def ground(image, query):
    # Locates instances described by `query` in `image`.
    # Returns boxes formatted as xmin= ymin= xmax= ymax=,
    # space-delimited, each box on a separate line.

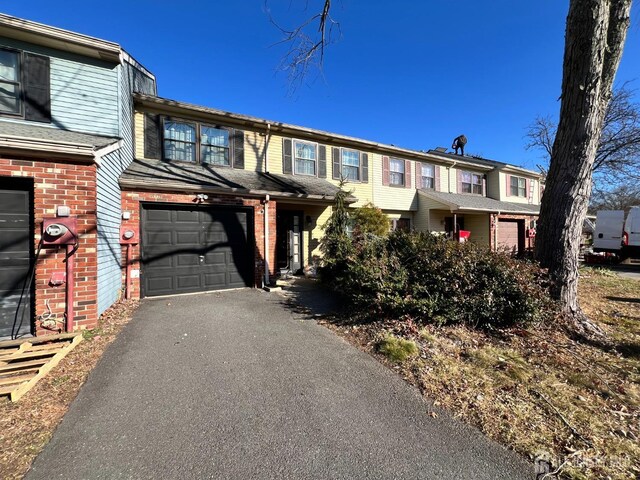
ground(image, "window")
xmin=294 ymin=141 xmax=316 ymax=175
xmin=342 ymin=149 xmax=360 ymax=181
xmin=390 ymin=158 xmax=405 ymax=186
xmin=0 ymin=49 xmax=21 ymax=115
xmin=421 ymin=163 xmax=435 ymax=189
xmin=510 ymin=176 xmax=527 ymax=197
xmin=201 ymin=126 xmax=229 ymax=166
xmin=392 ymin=218 xmax=411 ymax=232
xmin=163 ymin=121 xmax=196 ymax=162
xmin=460 ymin=171 xmax=483 ymax=194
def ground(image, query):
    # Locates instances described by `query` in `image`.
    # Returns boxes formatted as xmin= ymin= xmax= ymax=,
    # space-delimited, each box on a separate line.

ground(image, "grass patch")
xmin=378 ymin=334 xmax=419 ymax=363
xmin=0 ymin=299 xmax=138 ymax=480
xmin=323 ymin=270 xmax=640 ymax=479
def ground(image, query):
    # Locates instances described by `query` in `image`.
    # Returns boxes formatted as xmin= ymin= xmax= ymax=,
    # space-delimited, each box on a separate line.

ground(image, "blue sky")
xmin=2 ymin=1 xmax=639 ymax=170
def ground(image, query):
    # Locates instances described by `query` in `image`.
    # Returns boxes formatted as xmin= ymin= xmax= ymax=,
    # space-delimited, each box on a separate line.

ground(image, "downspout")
xmin=264 ymin=194 xmax=270 ymax=287
xmin=265 ymin=123 xmax=271 ymax=173
xmin=65 ymin=240 xmax=78 ymax=332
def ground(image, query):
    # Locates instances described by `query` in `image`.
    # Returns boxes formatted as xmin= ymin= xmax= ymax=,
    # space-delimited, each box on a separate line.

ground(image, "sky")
xmin=2 ymin=1 xmax=639 ymax=171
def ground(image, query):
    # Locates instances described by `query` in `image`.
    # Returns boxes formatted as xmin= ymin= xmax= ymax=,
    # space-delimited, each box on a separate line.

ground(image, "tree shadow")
xmin=605 ymin=296 xmax=640 ymax=304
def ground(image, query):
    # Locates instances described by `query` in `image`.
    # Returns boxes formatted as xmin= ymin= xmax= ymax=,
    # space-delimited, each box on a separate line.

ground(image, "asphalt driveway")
xmin=27 ymin=288 xmax=533 ymax=479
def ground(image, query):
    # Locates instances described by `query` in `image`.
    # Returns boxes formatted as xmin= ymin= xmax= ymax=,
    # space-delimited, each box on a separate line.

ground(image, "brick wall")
xmin=0 ymin=157 xmax=99 ymax=336
xmin=120 ymin=190 xmax=277 ymax=299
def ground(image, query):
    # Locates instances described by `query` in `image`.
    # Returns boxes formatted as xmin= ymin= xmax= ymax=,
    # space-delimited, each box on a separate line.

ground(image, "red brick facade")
xmin=0 ymin=157 xmax=98 ymax=335
xmin=120 ymin=189 xmax=277 ymax=299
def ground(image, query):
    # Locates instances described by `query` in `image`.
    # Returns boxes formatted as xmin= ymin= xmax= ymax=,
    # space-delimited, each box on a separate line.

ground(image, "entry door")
xmin=276 ymin=211 xmax=303 ymax=273
xmin=0 ymin=182 xmax=33 ymax=339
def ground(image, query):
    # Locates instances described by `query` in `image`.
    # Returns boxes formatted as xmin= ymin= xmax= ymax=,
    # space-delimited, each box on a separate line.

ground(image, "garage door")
xmin=497 ymin=220 xmax=520 ymax=254
xmin=0 ymin=183 xmax=33 ymax=339
xmin=141 ymin=205 xmax=253 ymax=297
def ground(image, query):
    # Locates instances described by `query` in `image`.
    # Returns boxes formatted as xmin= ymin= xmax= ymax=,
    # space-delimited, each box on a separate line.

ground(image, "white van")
xmin=593 ymin=206 xmax=640 ymax=258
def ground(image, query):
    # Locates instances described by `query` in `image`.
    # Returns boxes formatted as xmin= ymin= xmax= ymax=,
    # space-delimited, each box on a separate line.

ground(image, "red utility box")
xmin=119 ymin=225 xmax=139 ymax=245
xmin=457 ymin=230 xmax=471 ymax=243
xmin=42 ymin=217 xmax=77 ymax=245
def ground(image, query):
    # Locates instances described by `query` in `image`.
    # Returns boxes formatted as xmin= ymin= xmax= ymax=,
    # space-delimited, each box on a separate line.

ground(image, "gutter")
xmin=0 ymin=135 xmax=96 ymax=160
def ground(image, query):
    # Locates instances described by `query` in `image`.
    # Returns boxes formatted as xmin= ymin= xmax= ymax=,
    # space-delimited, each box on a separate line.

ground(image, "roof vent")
xmin=434 ymin=147 xmax=448 ymax=153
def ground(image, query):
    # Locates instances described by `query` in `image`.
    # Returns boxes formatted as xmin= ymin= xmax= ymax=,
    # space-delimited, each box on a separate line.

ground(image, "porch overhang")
xmin=418 ymin=190 xmax=540 ymax=215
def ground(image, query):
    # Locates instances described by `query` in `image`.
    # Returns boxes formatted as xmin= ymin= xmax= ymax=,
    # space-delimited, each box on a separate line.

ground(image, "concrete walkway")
xmin=27 ymin=287 xmax=533 ymax=479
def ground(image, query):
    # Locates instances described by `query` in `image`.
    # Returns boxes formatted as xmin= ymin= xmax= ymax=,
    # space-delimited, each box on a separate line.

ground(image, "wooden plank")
xmin=0 ymin=358 xmax=49 ymax=373
xmin=0 ymin=373 xmax=34 ymax=387
xmin=10 ymin=334 xmax=83 ymax=401
xmin=1 ymin=349 xmax=60 ymax=364
xmin=0 ymin=333 xmax=78 ymax=349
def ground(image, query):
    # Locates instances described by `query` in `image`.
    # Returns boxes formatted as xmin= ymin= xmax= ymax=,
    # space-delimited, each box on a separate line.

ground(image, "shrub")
xmin=322 ymin=228 xmax=554 ymax=328
xmin=350 ymin=202 xmax=390 ymax=237
xmin=378 ymin=334 xmax=419 ymax=363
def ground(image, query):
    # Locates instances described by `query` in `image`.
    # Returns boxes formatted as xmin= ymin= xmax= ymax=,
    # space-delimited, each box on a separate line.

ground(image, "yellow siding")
xmin=301 ymin=205 xmax=331 ymax=267
xmin=243 ymin=130 xmax=266 ymax=172
xmin=465 ymin=214 xmax=491 ymax=246
xmin=415 ymin=193 xmax=452 ymax=232
xmin=371 ymin=153 xmax=418 ymax=211
xmin=487 ymin=171 xmax=501 ymax=200
xmin=266 ymin=135 xmax=285 ymax=174
xmin=134 ymin=111 xmax=145 ymax=159
xmin=429 ymin=210 xmax=449 ymax=234
xmin=497 ymin=172 xmax=541 ymax=204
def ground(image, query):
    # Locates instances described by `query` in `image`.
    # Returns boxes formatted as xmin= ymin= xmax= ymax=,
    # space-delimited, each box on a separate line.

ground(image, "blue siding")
xmin=96 ymin=57 xmax=156 ymax=315
xmin=0 ymin=36 xmax=119 ymax=137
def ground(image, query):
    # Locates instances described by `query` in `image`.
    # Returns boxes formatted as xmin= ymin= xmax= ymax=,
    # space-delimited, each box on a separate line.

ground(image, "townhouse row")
xmin=0 ymin=14 xmax=541 ymax=338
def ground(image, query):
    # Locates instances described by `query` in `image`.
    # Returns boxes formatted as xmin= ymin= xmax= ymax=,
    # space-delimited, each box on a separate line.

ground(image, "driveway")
xmin=27 ymin=288 xmax=533 ymax=479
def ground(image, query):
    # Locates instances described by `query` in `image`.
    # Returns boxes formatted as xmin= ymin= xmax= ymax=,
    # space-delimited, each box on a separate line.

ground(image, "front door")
xmin=276 ymin=211 xmax=303 ymax=274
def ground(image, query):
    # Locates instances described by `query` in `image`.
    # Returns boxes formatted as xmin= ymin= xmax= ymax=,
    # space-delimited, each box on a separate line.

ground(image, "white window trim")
xmin=510 ymin=175 xmax=527 ymax=197
xmin=389 ymin=157 xmax=405 ymax=186
xmin=293 ymin=139 xmax=318 ymax=176
xmin=341 ymin=147 xmax=361 ymax=182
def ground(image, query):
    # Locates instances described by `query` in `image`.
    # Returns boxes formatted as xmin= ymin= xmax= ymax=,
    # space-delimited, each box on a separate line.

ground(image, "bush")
xmin=322 ymin=229 xmax=554 ymax=328
xmin=350 ymin=203 xmax=390 ymax=237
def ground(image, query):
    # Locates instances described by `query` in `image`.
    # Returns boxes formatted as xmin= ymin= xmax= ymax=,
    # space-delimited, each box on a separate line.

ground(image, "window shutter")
xmin=526 ymin=178 xmax=531 ymax=202
xmin=416 ymin=162 xmax=422 ymax=189
xmin=405 ymin=160 xmax=412 ymax=188
xmin=482 ymin=176 xmax=487 ymax=196
xmin=144 ymin=113 xmax=161 ymax=159
xmin=457 ymin=171 xmax=462 ymax=193
xmin=435 ymin=165 xmax=441 ymax=191
xmin=23 ymin=53 xmax=51 ymax=123
xmin=505 ymin=174 xmax=511 ymax=196
xmin=382 ymin=156 xmax=390 ymax=186
xmin=318 ymin=145 xmax=327 ymax=178
xmin=232 ymin=129 xmax=244 ymax=169
xmin=282 ymin=138 xmax=293 ymax=174
xmin=332 ymin=147 xmax=341 ymax=179
xmin=361 ymin=153 xmax=369 ymax=183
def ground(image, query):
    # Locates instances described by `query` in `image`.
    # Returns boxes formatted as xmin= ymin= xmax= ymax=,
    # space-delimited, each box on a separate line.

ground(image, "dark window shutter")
xmin=332 ymin=147 xmax=341 ymax=179
xmin=282 ymin=138 xmax=293 ymax=174
xmin=232 ymin=129 xmax=244 ymax=169
xmin=318 ymin=145 xmax=327 ymax=178
xmin=382 ymin=156 xmax=390 ymax=186
xmin=405 ymin=160 xmax=412 ymax=188
xmin=144 ymin=113 xmax=162 ymax=159
xmin=435 ymin=165 xmax=441 ymax=191
xmin=361 ymin=153 xmax=369 ymax=183
xmin=23 ymin=53 xmax=51 ymax=123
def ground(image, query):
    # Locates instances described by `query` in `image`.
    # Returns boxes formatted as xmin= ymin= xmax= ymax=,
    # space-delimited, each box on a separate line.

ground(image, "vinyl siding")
xmin=244 ymin=130 xmax=266 ymax=172
xmin=372 ymin=154 xmax=418 ymax=211
xmin=486 ymin=171 xmax=501 ymax=200
xmin=0 ymin=36 xmax=119 ymax=137
xmin=499 ymin=172 xmax=540 ymax=204
xmin=465 ymin=214 xmax=491 ymax=246
xmin=96 ymin=59 xmax=156 ymax=315
xmin=301 ymin=205 xmax=331 ymax=267
xmin=415 ymin=193 xmax=451 ymax=232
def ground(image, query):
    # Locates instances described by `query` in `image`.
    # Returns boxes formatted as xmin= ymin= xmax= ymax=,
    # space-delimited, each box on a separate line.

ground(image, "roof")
xmin=0 ymin=122 xmax=119 ymax=148
xmin=425 ymin=149 xmax=543 ymax=178
xmin=134 ymin=94 xmax=539 ymax=177
xmin=120 ymin=158 xmax=354 ymax=204
xmin=418 ymin=189 xmax=540 ymax=215
xmin=0 ymin=14 xmax=121 ymax=63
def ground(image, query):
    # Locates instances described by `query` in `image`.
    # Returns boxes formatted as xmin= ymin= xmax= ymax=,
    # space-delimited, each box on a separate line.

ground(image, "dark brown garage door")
xmin=497 ymin=219 xmax=522 ymax=255
xmin=0 ymin=181 xmax=33 ymax=339
xmin=141 ymin=205 xmax=253 ymax=297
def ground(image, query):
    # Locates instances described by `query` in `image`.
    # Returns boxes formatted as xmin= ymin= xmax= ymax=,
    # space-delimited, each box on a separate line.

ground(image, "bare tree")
xmin=590 ymin=183 xmax=640 ymax=213
xmin=535 ymin=0 xmax=632 ymax=336
xmin=266 ymin=0 xmax=340 ymax=90
xmin=526 ymin=83 xmax=640 ymax=190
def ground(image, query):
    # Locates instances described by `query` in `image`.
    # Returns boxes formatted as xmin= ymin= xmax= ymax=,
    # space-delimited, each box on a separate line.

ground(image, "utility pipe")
xmin=125 ymin=244 xmax=132 ymax=299
xmin=65 ymin=243 xmax=75 ymax=332
xmin=264 ymin=194 xmax=270 ymax=287
xmin=265 ymin=123 xmax=271 ymax=173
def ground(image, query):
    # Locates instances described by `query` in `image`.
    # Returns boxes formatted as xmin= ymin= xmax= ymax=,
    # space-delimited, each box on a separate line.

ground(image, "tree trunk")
xmin=535 ymin=0 xmax=631 ymax=329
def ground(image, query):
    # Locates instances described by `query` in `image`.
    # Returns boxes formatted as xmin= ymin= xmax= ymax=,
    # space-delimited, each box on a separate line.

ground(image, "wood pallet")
xmin=0 ymin=333 xmax=83 ymax=402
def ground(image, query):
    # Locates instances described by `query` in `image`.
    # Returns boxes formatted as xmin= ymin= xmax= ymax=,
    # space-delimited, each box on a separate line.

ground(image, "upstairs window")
xmin=294 ymin=141 xmax=317 ymax=176
xmin=342 ymin=149 xmax=360 ymax=181
xmin=461 ymin=171 xmax=483 ymax=194
xmin=201 ymin=126 xmax=229 ymax=166
xmin=421 ymin=163 xmax=435 ymax=189
xmin=0 ymin=49 xmax=20 ymax=115
xmin=163 ymin=121 xmax=196 ymax=162
xmin=390 ymin=158 xmax=405 ymax=186
xmin=510 ymin=176 xmax=526 ymax=197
